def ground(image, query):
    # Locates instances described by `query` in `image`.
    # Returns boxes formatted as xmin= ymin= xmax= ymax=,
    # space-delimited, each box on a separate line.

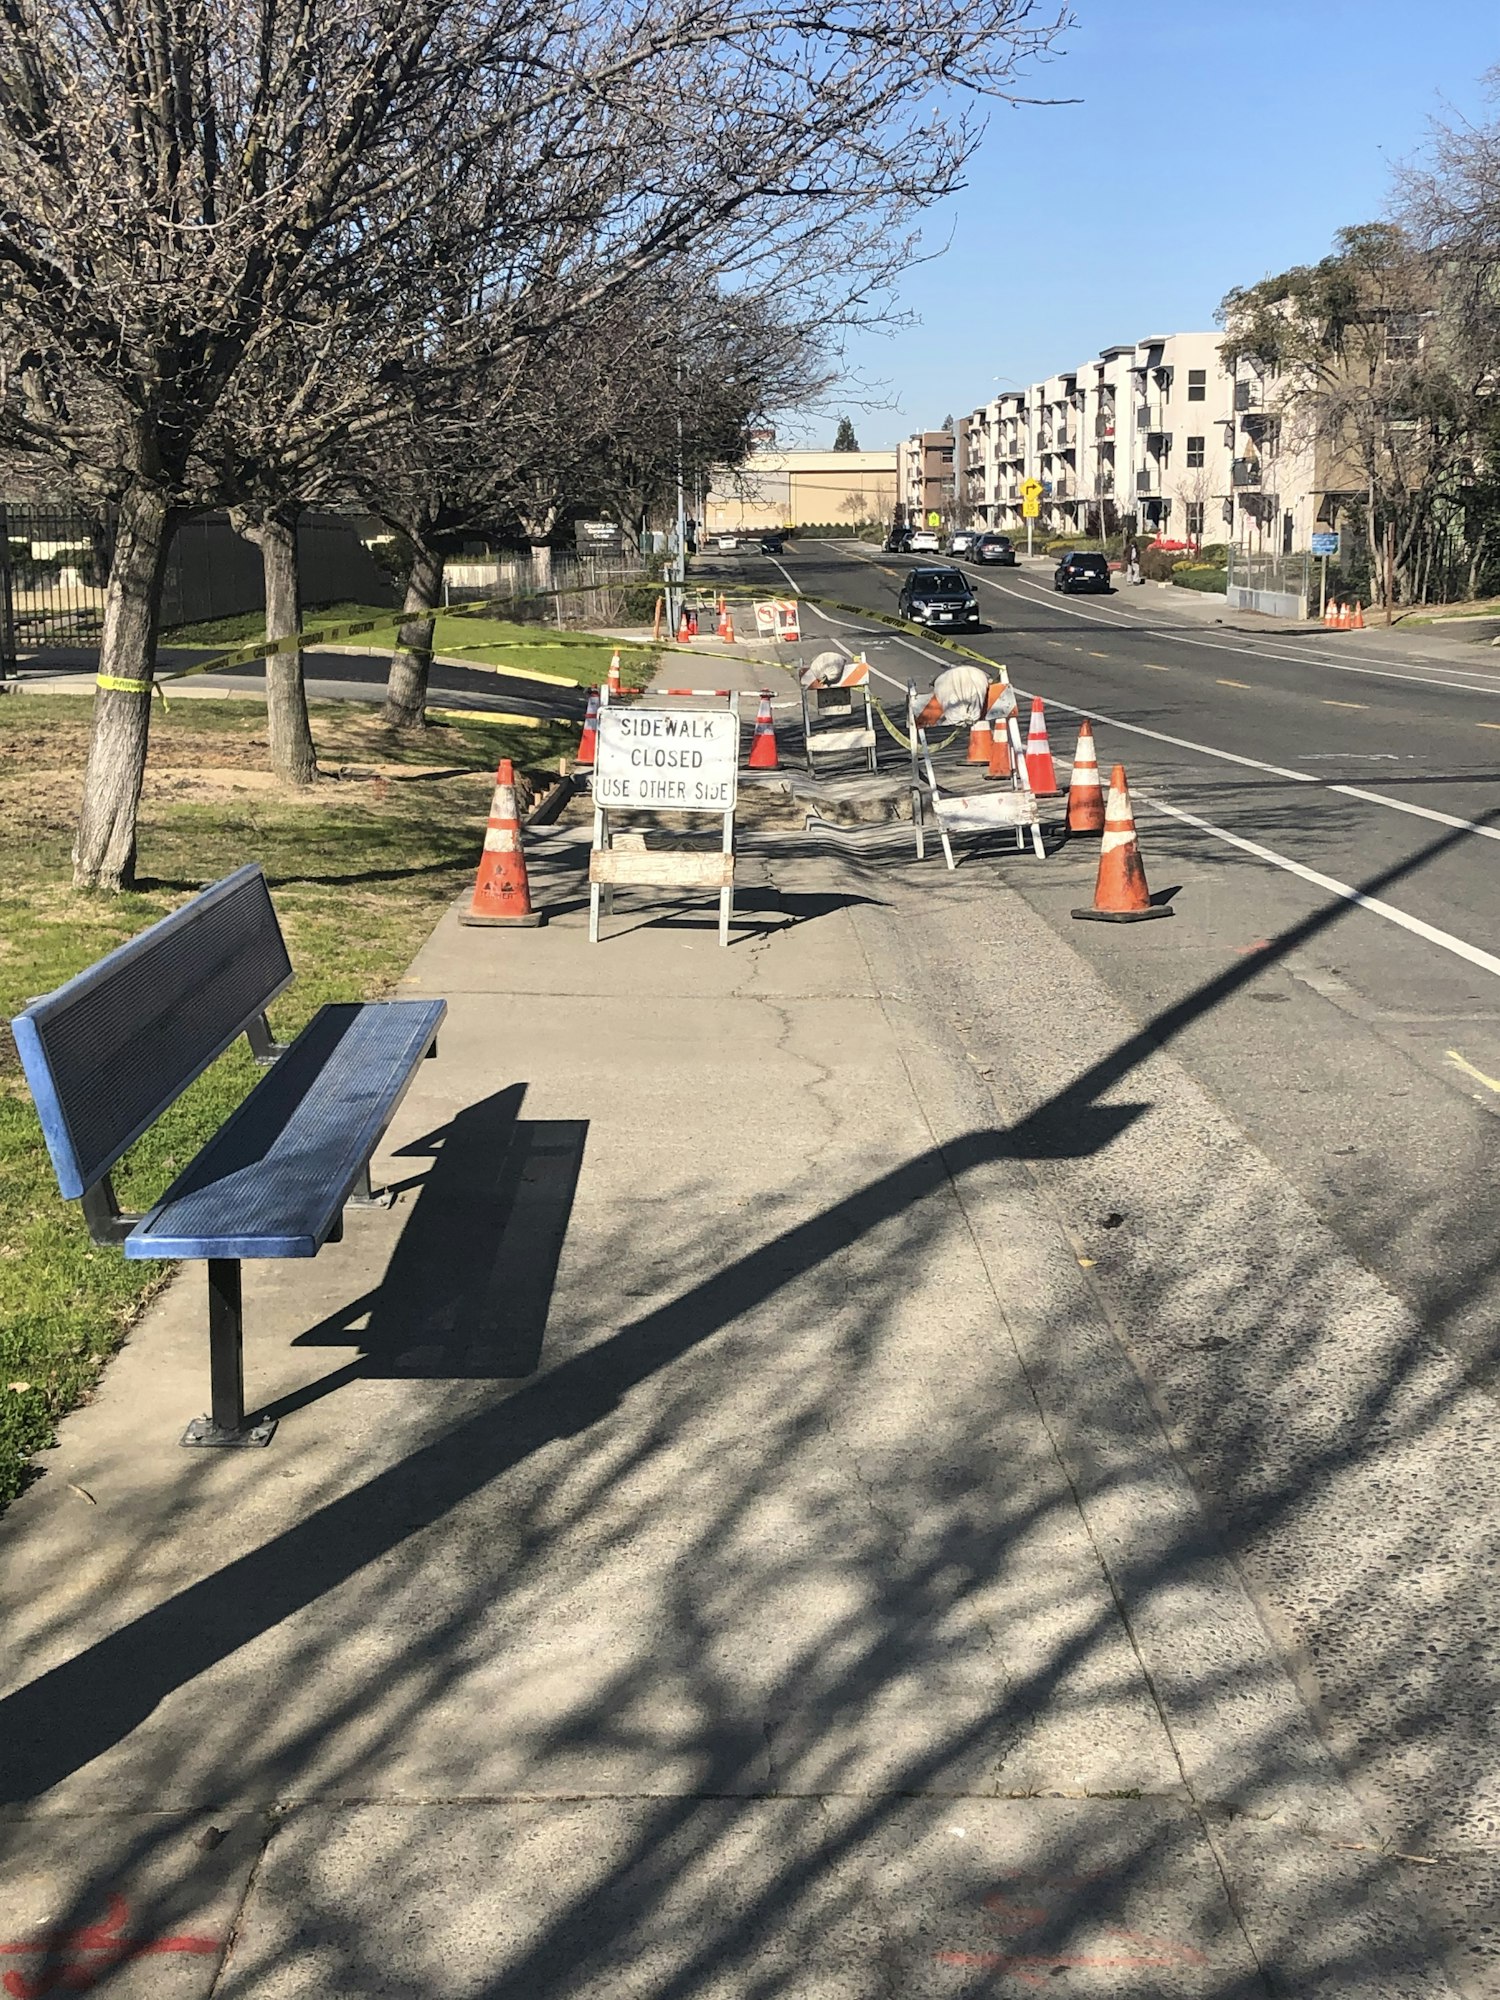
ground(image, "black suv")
xmin=1054 ymin=551 xmax=1111 ymax=595
xmin=897 ymin=566 xmax=980 ymax=629
xmin=973 ymin=534 xmax=1017 ymax=566
xmin=883 ymin=526 xmax=913 ymax=553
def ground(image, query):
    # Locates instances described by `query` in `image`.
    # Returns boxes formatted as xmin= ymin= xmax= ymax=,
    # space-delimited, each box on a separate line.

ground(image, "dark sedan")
xmin=973 ymin=534 xmax=1017 ymax=566
xmin=897 ymin=566 xmax=981 ymax=629
xmin=1054 ymin=551 xmax=1112 ymax=595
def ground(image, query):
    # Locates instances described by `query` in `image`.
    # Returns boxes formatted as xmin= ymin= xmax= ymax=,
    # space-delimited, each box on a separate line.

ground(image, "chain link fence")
xmin=1225 ymin=548 xmax=1311 ymax=620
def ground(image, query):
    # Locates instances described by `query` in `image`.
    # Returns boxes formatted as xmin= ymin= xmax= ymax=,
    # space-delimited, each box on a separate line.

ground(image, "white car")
xmin=908 ymin=528 xmax=941 ymax=553
xmin=715 ymin=533 xmax=739 ymax=551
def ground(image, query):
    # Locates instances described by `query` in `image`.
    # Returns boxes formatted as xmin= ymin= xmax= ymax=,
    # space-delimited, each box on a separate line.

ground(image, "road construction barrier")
xmin=589 ymin=688 xmax=739 ymax=947
xmin=1065 ymin=719 xmax=1105 ymax=834
xmin=460 ymin=759 xmax=545 ymax=927
xmin=908 ymin=682 xmax=1045 ymax=867
xmin=802 ymin=679 xmax=877 ymax=775
xmin=755 ymin=599 xmax=802 ymax=643
xmin=1071 ymin=765 xmax=1173 ymax=923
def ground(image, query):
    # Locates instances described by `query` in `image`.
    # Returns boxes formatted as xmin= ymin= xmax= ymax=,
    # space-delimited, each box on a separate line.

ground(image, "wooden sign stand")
xmin=588 ymin=690 xmax=740 ymax=946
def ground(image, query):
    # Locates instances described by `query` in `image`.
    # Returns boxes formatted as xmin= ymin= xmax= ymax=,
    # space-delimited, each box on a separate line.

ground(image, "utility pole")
xmin=665 ymin=356 xmax=687 ymax=639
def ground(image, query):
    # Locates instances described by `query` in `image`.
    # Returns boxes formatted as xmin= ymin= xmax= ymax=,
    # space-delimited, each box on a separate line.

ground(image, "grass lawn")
xmin=0 ymin=694 xmax=574 ymax=1510
xmin=161 ymin=601 xmax=655 ymax=688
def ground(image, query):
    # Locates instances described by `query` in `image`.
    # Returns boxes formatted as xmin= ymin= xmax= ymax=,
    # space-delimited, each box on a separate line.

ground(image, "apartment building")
xmin=896 ymin=430 xmax=956 ymax=527
xmin=962 ymin=333 xmax=1266 ymax=549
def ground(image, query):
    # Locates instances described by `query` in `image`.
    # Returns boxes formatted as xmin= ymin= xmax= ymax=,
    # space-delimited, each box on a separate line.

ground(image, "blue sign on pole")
xmin=1311 ymin=531 xmax=1340 ymax=557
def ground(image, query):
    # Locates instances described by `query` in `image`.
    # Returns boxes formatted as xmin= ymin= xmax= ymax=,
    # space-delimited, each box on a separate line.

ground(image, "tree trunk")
xmin=529 ymin=540 xmax=552 ymax=588
xmin=234 ymin=505 xmax=318 ymax=785
xmin=72 ymin=485 xmax=173 ymax=892
xmin=383 ymin=540 xmax=443 ymax=728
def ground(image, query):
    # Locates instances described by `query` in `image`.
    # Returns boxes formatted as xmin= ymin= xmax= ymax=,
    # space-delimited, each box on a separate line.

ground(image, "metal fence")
xmin=442 ymin=550 xmax=649 ymax=630
xmin=1225 ymin=548 xmax=1311 ymax=621
xmin=0 ymin=505 xmax=111 ymax=674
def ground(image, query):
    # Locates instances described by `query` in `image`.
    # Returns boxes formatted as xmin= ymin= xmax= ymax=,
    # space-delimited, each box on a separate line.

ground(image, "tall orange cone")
xmin=967 ymin=711 xmax=990 ymax=763
xmin=1336 ymin=601 xmax=1352 ymax=631
xmin=748 ymin=693 xmax=779 ymax=770
xmin=722 ymin=602 xmax=736 ymax=643
xmin=1065 ymin=720 xmax=1105 ymax=833
xmin=1024 ymin=698 xmax=1059 ymax=795
xmin=677 ymin=606 xmax=691 ymax=642
xmin=460 ymin=760 xmax=545 ymax=927
xmin=607 ymin=649 xmax=622 ymax=698
xmin=986 ymin=710 xmax=1012 ymax=779
xmin=1071 ymin=765 xmax=1173 ymax=924
xmin=1323 ymin=598 xmax=1339 ymax=630
xmin=577 ymin=687 xmax=599 ymax=766
xmin=1350 ymin=599 xmax=1365 ymax=630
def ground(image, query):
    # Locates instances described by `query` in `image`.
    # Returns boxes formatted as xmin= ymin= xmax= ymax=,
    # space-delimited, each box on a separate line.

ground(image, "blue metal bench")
xmin=10 ymin=863 xmax=445 ymax=1448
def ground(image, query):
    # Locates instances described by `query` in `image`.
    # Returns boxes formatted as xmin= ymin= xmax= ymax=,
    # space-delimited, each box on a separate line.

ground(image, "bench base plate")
xmin=181 ymin=1413 xmax=278 ymax=1449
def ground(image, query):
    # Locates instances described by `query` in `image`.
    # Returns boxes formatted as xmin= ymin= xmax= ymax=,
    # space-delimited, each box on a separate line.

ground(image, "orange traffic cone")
xmin=986 ymin=711 xmax=1012 ymax=779
xmin=577 ymin=687 xmax=599 ymax=766
xmin=1071 ymin=765 xmax=1173 ymax=924
xmin=967 ymin=711 xmax=990 ymax=763
xmin=607 ymin=649 xmax=622 ymax=699
xmin=460 ymin=759 xmax=545 ymax=927
xmin=748 ymin=694 xmax=779 ymax=770
xmin=1336 ymin=601 xmax=1352 ymax=631
xmin=722 ymin=603 xmax=736 ymax=643
xmin=1024 ymin=698 xmax=1059 ymax=795
xmin=1323 ymin=599 xmax=1339 ymax=630
xmin=1350 ymin=600 xmax=1365 ymax=630
xmin=677 ymin=606 xmax=691 ymax=642
xmin=1065 ymin=719 xmax=1105 ymax=833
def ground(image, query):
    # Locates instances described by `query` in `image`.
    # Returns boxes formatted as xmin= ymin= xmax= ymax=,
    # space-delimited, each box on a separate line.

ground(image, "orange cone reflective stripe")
xmin=1065 ymin=719 xmax=1105 ymax=833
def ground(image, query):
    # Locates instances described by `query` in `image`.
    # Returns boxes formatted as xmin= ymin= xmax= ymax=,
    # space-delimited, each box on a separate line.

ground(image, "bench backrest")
xmin=10 ymin=864 xmax=293 ymax=1199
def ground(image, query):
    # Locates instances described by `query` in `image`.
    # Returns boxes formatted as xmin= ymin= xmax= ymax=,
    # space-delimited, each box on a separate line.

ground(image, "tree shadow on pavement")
xmin=2 ymin=813 xmax=1500 ymax=1996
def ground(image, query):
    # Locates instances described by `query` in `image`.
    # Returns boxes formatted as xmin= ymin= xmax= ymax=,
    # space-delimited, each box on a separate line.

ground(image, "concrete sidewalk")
xmin=0 ymin=814 xmax=1457 ymax=1994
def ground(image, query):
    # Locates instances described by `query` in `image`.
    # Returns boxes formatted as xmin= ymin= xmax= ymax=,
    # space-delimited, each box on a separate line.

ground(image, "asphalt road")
xmin=740 ymin=539 xmax=1500 ymax=1380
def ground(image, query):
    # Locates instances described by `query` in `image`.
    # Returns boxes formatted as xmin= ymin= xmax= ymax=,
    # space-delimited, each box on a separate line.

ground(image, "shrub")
xmin=620 ymin=579 xmax=666 ymax=623
xmin=1198 ymin=543 xmax=1229 ymax=566
xmin=1171 ymin=565 xmax=1228 ymax=593
xmin=1138 ymin=546 xmax=1181 ymax=582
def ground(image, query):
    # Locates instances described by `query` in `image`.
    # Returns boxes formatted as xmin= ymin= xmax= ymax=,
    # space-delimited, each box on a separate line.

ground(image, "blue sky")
xmin=795 ymin=2 xmax=1496 ymax=450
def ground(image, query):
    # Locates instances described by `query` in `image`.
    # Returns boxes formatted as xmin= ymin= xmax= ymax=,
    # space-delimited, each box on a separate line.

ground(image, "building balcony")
xmin=1234 ymin=381 xmax=1263 ymax=412
xmin=1231 ymin=459 xmax=1262 ymax=488
xmin=1136 ymin=470 xmax=1155 ymax=494
xmin=1095 ymin=418 xmax=1116 ymax=439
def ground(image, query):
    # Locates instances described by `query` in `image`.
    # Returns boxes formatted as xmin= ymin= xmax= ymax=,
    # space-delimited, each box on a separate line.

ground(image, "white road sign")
xmin=594 ymin=706 xmax=739 ymax=813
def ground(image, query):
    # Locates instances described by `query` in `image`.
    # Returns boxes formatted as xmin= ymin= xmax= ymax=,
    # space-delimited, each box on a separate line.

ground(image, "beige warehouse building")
xmin=704 ymin=450 xmax=897 ymax=535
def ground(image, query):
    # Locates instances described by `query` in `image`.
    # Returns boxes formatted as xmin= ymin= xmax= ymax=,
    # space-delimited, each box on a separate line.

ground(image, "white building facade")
xmin=961 ymin=331 xmax=1310 ymax=551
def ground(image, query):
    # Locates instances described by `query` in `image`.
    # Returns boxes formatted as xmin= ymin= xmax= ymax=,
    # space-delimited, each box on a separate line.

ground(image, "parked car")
xmin=715 ymin=533 xmax=740 ymax=551
xmin=973 ymin=533 xmax=1017 ymax=566
xmin=897 ymin=566 xmax=981 ymax=629
xmin=1054 ymin=551 xmax=1112 ymax=595
xmin=908 ymin=528 xmax=941 ymax=554
xmin=946 ymin=528 xmax=979 ymax=557
xmin=759 ymin=530 xmax=789 ymax=554
xmin=883 ymin=526 xmax=913 ymax=553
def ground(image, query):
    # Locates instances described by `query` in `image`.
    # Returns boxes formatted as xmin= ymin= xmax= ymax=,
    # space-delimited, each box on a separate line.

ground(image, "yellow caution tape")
xmin=95 ymin=674 xmax=154 ymax=693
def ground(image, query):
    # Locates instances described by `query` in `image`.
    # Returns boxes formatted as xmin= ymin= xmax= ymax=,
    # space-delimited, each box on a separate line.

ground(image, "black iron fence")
xmin=0 ymin=505 xmax=112 ymax=675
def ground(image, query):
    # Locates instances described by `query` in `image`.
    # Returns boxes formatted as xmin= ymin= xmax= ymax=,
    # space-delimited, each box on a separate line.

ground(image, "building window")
xmin=1185 ymin=501 xmax=1206 ymax=538
xmin=1188 ymin=369 xmax=1207 ymax=402
xmin=1186 ymin=435 xmax=1205 ymax=468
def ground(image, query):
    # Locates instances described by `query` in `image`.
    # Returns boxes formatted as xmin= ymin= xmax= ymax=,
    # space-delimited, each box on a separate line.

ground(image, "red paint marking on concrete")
xmin=934 ymin=1880 xmax=1208 ymax=1989
xmin=1231 ymin=938 xmax=1273 ymax=955
xmin=0 ymin=1893 xmax=220 ymax=1995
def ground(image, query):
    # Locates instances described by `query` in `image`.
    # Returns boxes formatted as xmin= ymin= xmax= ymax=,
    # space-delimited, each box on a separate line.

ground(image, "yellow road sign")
xmin=1020 ymin=478 xmax=1043 ymax=501
xmin=1022 ymin=499 xmax=1041 ymax=519
xmin=927 ymin=511 xmax=942 ymax=529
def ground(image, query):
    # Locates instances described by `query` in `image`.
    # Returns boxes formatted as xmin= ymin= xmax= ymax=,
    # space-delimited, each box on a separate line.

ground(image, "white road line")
xmin=1135 ymin=794 xmax=1500 ymax=982
xmin=975 ymin=566 xmax=1500 ymax=698
xmin=795 ymin=563 xmax=1500 ymax=851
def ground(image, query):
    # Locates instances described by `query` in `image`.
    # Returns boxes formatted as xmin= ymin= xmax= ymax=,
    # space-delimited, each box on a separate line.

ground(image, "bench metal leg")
xmin=180 ymin=1260 xmax=277 ymax=1448
xmin=346 ymin=1162 xmax=392 ymax=1209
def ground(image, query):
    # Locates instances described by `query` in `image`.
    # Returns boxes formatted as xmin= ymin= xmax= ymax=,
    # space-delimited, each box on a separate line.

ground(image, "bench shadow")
xmin=281 ymin=1083 xmax=587 ymax=1402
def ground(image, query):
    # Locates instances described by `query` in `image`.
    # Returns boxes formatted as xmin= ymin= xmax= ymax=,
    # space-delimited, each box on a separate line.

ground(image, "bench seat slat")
xmin=125 ymin=999 xmax=444 ymax=1260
